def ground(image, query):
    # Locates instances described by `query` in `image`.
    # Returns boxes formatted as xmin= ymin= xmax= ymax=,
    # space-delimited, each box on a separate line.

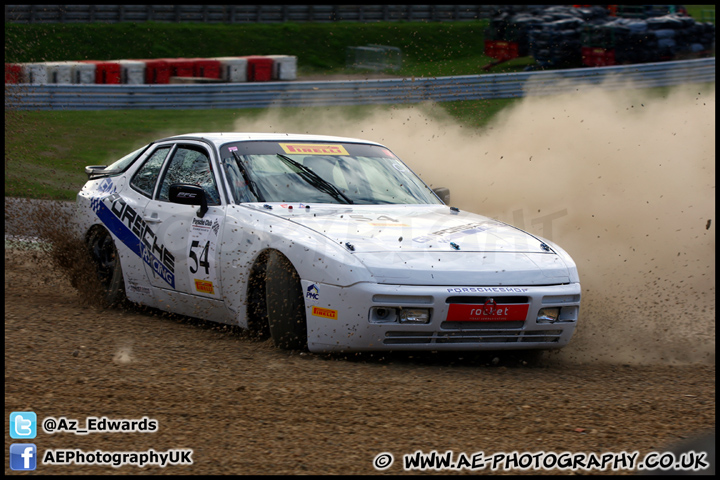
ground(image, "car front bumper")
xmin=302 ymin=280 xmax=581 ymax=353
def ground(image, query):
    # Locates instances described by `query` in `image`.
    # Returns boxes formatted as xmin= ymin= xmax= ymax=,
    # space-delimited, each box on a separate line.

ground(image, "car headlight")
xmin=399 ymin=308 xmax=431 ymax=324
xmin=537 ymin=307 xmax=560 ymax=324
xmin=369 ymin=307 xmax=432 ymax=324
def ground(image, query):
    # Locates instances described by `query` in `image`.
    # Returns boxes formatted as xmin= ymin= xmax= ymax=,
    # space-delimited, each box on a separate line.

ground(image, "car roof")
xmin=158 ymin=132 xmax=386 ymax=149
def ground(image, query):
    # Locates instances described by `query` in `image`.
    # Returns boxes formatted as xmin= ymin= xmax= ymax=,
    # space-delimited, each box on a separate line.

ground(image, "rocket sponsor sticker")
xmin=279 ymin=143 xmax=349 ymax=156
xmin=311 ymin=306 xmax=338 ymax=320
xmin=446 ymin=300 xmax=529 ymax=322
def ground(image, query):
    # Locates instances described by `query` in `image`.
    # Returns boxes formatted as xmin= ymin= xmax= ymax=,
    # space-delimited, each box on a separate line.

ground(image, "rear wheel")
xmin=87 ymin=227 xmax=125 ymax=308
xmin=265 ymin=251 xmax=307 ymax=350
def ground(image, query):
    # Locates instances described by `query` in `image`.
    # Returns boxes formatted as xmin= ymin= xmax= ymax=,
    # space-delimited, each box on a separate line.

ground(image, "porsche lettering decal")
xmin=447 ymin=287 xmax=530 ymax=294
xmin=92 ymin=192 xmax=175 ymax=289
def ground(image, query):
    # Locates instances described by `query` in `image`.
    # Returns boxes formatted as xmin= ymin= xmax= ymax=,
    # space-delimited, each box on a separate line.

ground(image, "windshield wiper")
xmin=231 ymin=151 xmax=263 ymax=202
xmin=276 ymin=154 xmax=353 ymax=204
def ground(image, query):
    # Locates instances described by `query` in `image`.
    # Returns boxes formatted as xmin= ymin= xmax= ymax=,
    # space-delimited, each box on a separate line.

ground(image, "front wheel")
xmin=265 ymin=251 xmax=307 ymax=350
xmin=87 ymin=227 xmax=126 ymax=308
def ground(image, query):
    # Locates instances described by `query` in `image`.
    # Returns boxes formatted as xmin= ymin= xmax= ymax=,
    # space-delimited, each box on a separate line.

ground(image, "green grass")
xmin=5 ymin=9 xmax=715 ymax=200
xmin=8 ymin=80 xmax=709 ymax=201
xmin=4 ymin=17 xmax=530 ymax=200
xmin=686 ymin=5 xmax=716 ymax=23
xmin=5 ymin=21 xmax=504 ymax=74
xmin=4 ymin=107 xmax=257 ymax=199
xmin=5 ymin=7 xmax=714 ymax=71
xmin=4 ymin=19 xmax=548 ymax=78
xmin=5 ymin=99 xmax=523 ymax=200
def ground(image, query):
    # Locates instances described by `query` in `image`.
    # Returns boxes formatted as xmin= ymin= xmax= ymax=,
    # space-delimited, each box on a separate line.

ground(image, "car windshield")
xmin=220 ymin=141 xmax=443 ymax=205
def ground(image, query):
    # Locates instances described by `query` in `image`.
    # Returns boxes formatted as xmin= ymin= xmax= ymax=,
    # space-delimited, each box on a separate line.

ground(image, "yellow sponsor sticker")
xmin=312 ymin=306 xmax=338 ymax=320
xmin=279 ymin=143 xmax=349 ymax=156
xmin=194 ymin=279 xmax=215 ymax=294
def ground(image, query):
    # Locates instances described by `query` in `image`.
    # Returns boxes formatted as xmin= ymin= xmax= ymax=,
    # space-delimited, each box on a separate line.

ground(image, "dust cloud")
xmin=232 ymin=81 xmax=715 ymax=366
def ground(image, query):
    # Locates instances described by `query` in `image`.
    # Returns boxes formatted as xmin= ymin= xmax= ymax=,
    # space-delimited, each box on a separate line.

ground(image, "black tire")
xmin=87 ymin=227 xmax=125 ymax=308
xmin=246 ymin=253 xmax=271 ymax=340
xmin=265 ymin=250 xmax=307 ymax=350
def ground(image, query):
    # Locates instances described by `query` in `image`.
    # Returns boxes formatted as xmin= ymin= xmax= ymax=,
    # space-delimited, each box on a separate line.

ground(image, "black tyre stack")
xmin=485 ymin=5 xmax=715 ymax=69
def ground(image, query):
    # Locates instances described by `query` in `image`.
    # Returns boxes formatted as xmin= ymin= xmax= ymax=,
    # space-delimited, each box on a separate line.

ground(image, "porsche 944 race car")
xmin=75 ymin=133 xmax=581 ymax=352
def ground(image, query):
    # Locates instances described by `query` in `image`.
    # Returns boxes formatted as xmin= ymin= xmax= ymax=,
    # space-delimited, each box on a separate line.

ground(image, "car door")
xmin=140 ymin=141 xmax=226 ymax=300
xmin=120 ymin=143 xmax=174 ymax=298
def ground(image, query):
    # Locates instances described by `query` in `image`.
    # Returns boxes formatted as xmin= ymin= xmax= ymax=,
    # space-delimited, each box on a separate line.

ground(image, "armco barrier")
xmin=4 ymin=58 xmax=715 ymax=111
xmin=5 ymin=5 xmax=495 ymax=24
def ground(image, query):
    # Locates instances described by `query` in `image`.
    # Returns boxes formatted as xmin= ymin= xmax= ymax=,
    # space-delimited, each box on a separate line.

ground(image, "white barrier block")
xmin=212 ymin=57 xmax=248 ymax=83
xmin=46 ymin=62 xmax=73 ymax=84
xmin=267 ymin=55 xmax=297 ymax=80
xmin=21 ymin=63 xmax=49 ymax=84
xmin=69 ymin=62 xmax=96 ymax=84
xmin=116 ymin=60 xmax=146 ymax=84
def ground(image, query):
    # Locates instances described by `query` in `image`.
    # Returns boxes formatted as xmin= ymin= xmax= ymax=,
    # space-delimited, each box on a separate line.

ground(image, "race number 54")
xmin=189 ymin=240 xmax=210 ymax=275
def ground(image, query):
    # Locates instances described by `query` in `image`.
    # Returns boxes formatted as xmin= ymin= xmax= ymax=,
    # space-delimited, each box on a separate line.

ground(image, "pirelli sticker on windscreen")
xmin=279 ymin=143 xmax=349 ymax=156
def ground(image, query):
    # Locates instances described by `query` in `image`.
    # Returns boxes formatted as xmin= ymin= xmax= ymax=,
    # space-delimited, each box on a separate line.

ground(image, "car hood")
xmin=253 ymin=203 xmax=572 ymax=285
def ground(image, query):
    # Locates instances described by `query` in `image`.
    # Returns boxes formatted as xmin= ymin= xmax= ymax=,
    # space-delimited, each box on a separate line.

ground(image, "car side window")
xmin=129 ymin=147 xmax=171 ymax=198
xmin=158 ymin=145 xmax=221 ymax=205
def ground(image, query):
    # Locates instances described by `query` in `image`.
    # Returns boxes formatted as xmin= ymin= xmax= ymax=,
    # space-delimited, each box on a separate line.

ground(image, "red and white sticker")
xmin=446 ymin=299 xmax=528 ymax=322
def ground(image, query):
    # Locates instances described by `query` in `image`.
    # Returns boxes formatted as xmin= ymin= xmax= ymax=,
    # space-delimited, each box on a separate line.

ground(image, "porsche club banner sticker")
xmin=279 ymin=143 xmax=349 ymax=156
xmin=188 ymin=214 xmax=222 ymax=297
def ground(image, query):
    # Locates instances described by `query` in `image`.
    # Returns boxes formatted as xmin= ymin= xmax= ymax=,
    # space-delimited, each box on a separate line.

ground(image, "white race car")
xmin=76 ymin=133 xmax=581 ymax=352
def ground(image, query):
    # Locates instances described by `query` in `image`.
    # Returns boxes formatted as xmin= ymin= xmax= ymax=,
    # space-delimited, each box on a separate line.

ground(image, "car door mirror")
xmin=433 ymin=187 xmax=450 ymax=204
xmin=169 ymin=183 xmax=208 ymax=218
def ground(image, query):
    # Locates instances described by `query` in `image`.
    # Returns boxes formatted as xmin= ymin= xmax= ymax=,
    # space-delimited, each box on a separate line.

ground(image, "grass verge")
xmin=5 ymin=99 xmax=524 ymax=200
